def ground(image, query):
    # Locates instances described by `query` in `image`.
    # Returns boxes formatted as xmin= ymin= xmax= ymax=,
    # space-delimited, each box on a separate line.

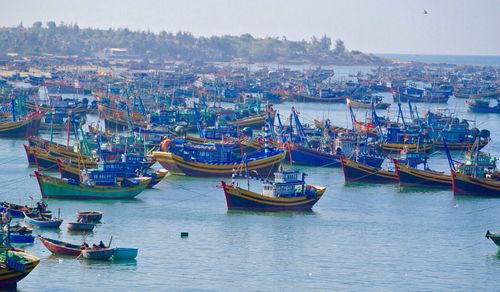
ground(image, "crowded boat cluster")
xmin=0 ymin=56 xmax=499 ymax=288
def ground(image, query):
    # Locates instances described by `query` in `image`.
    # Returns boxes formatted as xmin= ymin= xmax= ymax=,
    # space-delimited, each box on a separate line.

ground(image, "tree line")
xmin=0 ymin=22 xmax=387 ymax=65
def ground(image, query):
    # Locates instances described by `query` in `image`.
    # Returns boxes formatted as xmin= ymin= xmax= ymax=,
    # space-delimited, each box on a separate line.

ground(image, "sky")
xmin=2 ymin=0 xmax=500 ymax=56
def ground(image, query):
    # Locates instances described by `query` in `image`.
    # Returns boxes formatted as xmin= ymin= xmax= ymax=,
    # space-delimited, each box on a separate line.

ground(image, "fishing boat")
xmin=340 ymin=157 xmax=398 ymax=183
xmin=34 ymin=171 xmax=151 ymax=199
xmin=113 ymin=248 xmax=138 ymax=260
xmin=0 ymin=247 xmax=40 ymax=289
xmin=451 ymin=171 xmax=500 ymax=197
xmin=23 ymin=212 xmax=63 ymax=228
xmin=37 ymin=235 xmax=82 ymax=256
xmin=0 ymin=111 xmax=43 ymax=138
xmin=0 ymin=201 xmax=51 ymax=218
xmin=81 ymin=248 xmax=115 ymax=260
xmin=67 ymin=222 xmax=95 ymax=231
xmin=346 ymin=96 xmax=390 ymax=110
xmin=466 ymin=96 xmax=500 ymax=113
xmin=153 ymin=119 xmax=285 ymax=178
xmin=76 ymin=211 xmax=102 ymax=222
xmin=220 ymin=167 xmax=326 ymax=211
xmin=485 ymin=230 xmax=500 ymax=247
xmin=394 ymin=160 xmax=452 ymax=188
xmin=381 ymin=127 xmax=433 ymax=153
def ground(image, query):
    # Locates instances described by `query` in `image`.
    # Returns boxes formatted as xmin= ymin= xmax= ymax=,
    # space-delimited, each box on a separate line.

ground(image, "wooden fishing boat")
xmin=23 ymin=213 xmax=63 ymax=228
xmin=0 ymin=112 xmax=43 ymax=138
xmin=394 ymin=160 xmax=452 ymax=188
xmin=67 ymin=222 xmax=95 ymax=231
xmin=340 ymin=157 xmax=398 ymax=183
xmin=485 ymin=230 xmax=500 ymax=247
xmin=34 ymin=171 xmax=151 ymax=199
xmin=81 ymin=248 xmax=115 ymax=260
xmin=153 ymin=137 xmax=285 ymax=177
xmin=220 ymin=168 xmax=326 ymax=211
xmin=113 ymin=248 xmax=138 ymax=260
xmin=231 ymin=111 xmax=274 ymax=128
xmin=37 ymin=235 xmax=82 ymax=256
xmin=451 ymin=171 xmax=500 ymax=197
xmin=0 ymin=248 xmax=40 ymax=289
xmin=76 ymin=211 xmax=103 ymax=222
xmin=346 ymin=97 xmax=390 ymax=109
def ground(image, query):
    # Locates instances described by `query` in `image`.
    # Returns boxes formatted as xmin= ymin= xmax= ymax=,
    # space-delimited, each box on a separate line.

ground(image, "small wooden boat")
xmin=113 ymin=248 xmax=138 ymax=260
xmin=81 ymin=248 xmax=115 ymax=260
xmin=486 ymin=230 xmax=500 ymax=247
xmin=23 ymin=213 xmax=63 ymax=228
xmin=0 ymin=248 xmax=40 ymax=289
xmin=76 ymin=211 xmax=103 ymax=222
xmin=37 ymin=235 xmax=82 ymax=256
xmin=67 ymin=222 xmax=95 ymax=231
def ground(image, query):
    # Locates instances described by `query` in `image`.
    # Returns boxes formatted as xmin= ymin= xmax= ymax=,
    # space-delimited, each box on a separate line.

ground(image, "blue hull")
xmin=289 ymin=147 xmax=340 ymax=167
xmin=8 ymin=233 xmax=35 ymax=243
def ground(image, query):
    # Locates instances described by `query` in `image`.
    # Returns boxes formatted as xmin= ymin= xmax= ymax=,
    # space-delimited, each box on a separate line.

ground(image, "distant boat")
xmin=220 ymin=167 xmax=326 ymax=211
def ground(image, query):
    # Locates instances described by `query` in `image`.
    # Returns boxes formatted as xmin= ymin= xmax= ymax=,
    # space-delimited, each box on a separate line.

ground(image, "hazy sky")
xmin=2 ymin=0 xmax=499 ymax=55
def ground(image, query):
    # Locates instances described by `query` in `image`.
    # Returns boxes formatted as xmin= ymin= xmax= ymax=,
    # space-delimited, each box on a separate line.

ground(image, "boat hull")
xmin=395 ymin=163 xmax=451 ymax=188
xmin=0 ymin=115 xmax=42 ymax=138
xmin=340 ymin=158 xmax=397 ymax=183
xmin=113 ymin=248 xmax=138 ymax=259
xmin=452 ymin=171 xmax=500 ymax=197
xmin=81 ymin=249 xmax=114 ymax=260
xmin=221 ymin=181 xmax=325 ymax=211
xmin=289 ymin=146 xmax=340 ymax=167
xmin=38 ymin=235 xmax=82 ymax=256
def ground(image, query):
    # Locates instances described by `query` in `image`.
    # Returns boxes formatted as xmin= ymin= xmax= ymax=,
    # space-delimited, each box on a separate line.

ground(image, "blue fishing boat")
xmin=221 ymin=166 xmax=326 ymax=211
xmin=23 ymin=213 xmax=63 ymax=228
xmin=153 ymin=111 xmax=285 ymax=177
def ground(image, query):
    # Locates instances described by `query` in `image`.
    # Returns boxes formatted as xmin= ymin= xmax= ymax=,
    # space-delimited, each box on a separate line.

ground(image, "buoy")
xmin=180 ymin=232 xmax=189 ymax=238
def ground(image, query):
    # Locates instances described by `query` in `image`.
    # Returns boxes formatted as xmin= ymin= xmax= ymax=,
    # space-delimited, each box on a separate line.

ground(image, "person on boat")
xmin=98 ymin=241 xmax=106 ymax=248
xmin=80 ymin=242 xmax=89 ymax=250
xmin=92 ymin=244 xmax=99 ymax=250
xmin=78 ymin=216 xmax=88 ymax=223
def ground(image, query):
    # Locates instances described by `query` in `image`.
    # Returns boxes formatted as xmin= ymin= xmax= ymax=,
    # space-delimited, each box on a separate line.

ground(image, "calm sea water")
xmin=3 ymin=90 xmax=500 ymax=290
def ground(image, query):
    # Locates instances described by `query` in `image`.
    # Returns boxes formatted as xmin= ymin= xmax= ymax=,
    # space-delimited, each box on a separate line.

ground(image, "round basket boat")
xmin=113 ymin=248 xmax=138 ymax=260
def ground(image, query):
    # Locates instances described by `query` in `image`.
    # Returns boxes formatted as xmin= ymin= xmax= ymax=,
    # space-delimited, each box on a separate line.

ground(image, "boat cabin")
xmin=262 ymin=171 xmax=305 ymax=198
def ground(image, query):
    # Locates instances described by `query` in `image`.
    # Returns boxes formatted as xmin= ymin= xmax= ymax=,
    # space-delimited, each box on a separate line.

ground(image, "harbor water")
xmin=2 ymin=93 xmax=500 ymax=290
